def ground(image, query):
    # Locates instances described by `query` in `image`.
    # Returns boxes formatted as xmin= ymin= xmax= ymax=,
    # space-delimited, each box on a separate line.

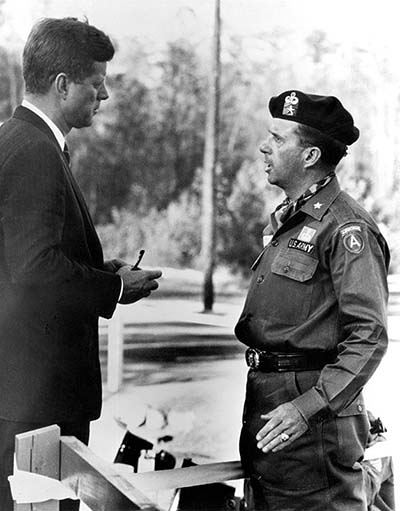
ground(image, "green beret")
xmin=269 ymin=90 xmax=359 ymax=145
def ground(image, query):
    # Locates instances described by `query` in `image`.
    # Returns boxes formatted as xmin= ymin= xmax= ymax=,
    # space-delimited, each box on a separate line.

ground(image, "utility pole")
xmin=201 ymin=0 xmax=221 ymax=312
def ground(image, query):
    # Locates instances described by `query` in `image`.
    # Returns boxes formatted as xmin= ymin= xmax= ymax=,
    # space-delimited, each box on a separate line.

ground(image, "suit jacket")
xmin=0 ymin=106 xmax=121 ymax=422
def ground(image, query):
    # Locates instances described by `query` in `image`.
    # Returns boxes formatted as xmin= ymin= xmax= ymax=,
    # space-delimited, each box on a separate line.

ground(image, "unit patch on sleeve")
xmin=340 ymin=225 xmax=365 ymax=254
xmin=288 ymin=238 xmax=315 ymax=254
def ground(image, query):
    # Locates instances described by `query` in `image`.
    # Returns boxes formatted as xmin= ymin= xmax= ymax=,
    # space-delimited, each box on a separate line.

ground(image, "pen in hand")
xmin=131 ymin=249 xmax=145 ymax=270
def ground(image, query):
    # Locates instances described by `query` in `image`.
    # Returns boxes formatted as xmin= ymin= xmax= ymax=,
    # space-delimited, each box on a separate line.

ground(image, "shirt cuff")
xmin=291 ymin=387 xmax=328 ymax=425
xmin=118 ymin=276 xmax=124 ymax=302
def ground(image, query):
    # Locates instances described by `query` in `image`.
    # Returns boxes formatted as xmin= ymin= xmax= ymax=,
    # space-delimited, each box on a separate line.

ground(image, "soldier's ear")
xmin=303 ymin=146 xmax=321 ymax=168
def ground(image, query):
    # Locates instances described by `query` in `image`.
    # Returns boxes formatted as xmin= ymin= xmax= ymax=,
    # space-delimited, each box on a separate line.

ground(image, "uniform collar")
xmin=299 ymin=175 xmax=341 ymax=220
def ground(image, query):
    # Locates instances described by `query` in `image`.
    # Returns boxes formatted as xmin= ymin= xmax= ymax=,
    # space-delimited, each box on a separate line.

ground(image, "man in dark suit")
xmin=0 ymin=17 xmax=162 ymax=510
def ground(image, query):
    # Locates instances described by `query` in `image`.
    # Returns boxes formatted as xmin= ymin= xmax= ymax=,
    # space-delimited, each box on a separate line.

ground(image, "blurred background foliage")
xmin=2 ymin=5 xmax=400 ymax=275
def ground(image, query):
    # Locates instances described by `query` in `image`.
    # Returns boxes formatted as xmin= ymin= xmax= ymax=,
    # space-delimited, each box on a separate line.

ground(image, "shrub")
xmin=97 ymin=191 xmax=201 ymax=268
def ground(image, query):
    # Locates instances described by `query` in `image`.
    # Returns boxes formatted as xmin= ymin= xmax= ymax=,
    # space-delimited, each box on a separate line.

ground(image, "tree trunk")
xmin=201 ymin=0 xmax=221 ymax=312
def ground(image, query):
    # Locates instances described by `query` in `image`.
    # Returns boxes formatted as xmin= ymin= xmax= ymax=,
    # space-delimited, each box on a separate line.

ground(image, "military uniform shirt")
xmin=235 ymin=176 xmax=390 ymax=423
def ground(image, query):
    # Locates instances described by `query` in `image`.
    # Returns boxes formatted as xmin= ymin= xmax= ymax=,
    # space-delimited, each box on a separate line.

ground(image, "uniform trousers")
xmin=0 ymin=418 xmax=90 ymax=511
xmin=240 ymin=369 xmax=370 ymax=511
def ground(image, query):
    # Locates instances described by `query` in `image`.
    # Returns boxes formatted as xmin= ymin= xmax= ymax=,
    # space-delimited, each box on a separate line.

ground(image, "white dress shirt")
xmin=22 ymin=99 xmax=65 ymax=150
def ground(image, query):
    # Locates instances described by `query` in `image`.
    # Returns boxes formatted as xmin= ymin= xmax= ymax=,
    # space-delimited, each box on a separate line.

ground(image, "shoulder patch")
xmin=342 ymin=227 xmax=364 ymax=254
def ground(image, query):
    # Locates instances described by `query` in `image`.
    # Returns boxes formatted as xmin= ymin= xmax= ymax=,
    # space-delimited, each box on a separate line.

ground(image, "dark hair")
xmin=23 ymin=17 xmax=115 ymax=94
xmin=295 ymin=123 xmax=348 ymax=167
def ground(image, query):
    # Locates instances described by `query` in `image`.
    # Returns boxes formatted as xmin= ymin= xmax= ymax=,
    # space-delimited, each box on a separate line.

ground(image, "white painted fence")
xmin=101 ymin=275 xmax=400 ymax=394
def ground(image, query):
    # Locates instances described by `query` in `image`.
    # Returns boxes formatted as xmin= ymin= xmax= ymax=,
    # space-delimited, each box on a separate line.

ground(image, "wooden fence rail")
xmin=13 ymin=423 xmax=391 ymax=511
xmin=13 ymin=425 xmax=245 ymax=511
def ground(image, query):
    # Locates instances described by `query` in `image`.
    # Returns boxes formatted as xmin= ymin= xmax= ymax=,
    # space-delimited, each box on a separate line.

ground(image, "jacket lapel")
xmin=13 ymin=106 xmax=104 ymax=266
xmin=61 ymin=157 xmax=104 ymax=264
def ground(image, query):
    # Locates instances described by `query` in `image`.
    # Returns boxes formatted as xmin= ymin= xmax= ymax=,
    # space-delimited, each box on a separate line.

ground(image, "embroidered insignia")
xmin=340 ymin=225 xmax=362 ymax=237
xmin=343 ymin=232 xmax=364 ymax=254
xmin=313 ymin=202 xmax=323 ymax=209
xmin=288 ymin=238 xmax=315 ymax=254
xmin=298 ymin=226 xmax=316 ymax=242
xmin=282 ymin=92 xmax=299 ymax=116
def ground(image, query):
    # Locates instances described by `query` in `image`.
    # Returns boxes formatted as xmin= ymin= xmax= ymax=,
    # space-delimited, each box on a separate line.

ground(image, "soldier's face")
xmin=259 ymin=118 xmax=305 ymax=192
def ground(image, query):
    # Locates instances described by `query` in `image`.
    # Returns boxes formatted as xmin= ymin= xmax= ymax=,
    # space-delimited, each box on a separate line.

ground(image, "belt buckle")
xmin=246 ymin=348 xmax=260 ymax=369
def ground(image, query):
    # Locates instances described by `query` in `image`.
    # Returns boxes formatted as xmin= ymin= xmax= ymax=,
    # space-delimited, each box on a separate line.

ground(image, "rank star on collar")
xmin=313 ymin=202 xmax=323 ymax=209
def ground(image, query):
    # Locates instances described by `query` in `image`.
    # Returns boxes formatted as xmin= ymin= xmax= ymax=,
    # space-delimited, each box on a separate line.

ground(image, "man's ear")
xmin=303 ymin=146 xmax=322 ymax=168
xmin=54 ymin=73 xmax=69 ymax=99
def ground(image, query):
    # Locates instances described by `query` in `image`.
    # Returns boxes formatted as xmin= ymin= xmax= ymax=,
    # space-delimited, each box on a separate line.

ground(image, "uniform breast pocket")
xmin=263 ymin=252 xmax=319 ymax=325
xmin=271 ymin=252 xmax=318 ymax=282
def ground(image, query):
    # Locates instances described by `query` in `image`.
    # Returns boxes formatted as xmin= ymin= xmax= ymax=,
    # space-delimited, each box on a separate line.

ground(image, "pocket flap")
xmin=272 ymin=255 xmax=318 ymax=282
xmin=337 ymin=397 xmax=366 ymax=417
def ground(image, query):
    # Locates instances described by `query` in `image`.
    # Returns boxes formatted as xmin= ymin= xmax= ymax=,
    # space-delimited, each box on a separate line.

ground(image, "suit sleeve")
xmin=1 ymin=140 xmax=121 ymax=319
xmin=292 ymin=221 xmax=389 ymax=421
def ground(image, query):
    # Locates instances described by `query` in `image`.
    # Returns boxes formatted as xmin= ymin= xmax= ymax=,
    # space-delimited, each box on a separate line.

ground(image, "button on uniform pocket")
xmin=271 ymin=254 xmax=318 ymax=282
xmin=250 ymin=252 xmax=319 ymax=325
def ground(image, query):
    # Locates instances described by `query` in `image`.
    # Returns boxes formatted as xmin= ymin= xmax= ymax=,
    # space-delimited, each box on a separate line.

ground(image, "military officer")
xmin=235 ymin=90 xmax=390 ymax=510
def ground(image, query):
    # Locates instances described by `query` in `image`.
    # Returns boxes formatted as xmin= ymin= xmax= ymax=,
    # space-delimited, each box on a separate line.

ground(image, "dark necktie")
xmin=63 ymin=143 xmax=70 ymax=165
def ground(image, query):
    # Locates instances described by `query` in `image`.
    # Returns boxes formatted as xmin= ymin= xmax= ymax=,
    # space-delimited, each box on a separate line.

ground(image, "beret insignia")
xmin=282 ymin=92 xmax=299 ymax=116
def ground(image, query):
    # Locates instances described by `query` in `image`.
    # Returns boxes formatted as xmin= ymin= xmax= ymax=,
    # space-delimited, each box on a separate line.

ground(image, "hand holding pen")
xmin=131 ymin=249 xmax=145 ymax=270
xmin=117 ymin=249 xmax=162 ymax=304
